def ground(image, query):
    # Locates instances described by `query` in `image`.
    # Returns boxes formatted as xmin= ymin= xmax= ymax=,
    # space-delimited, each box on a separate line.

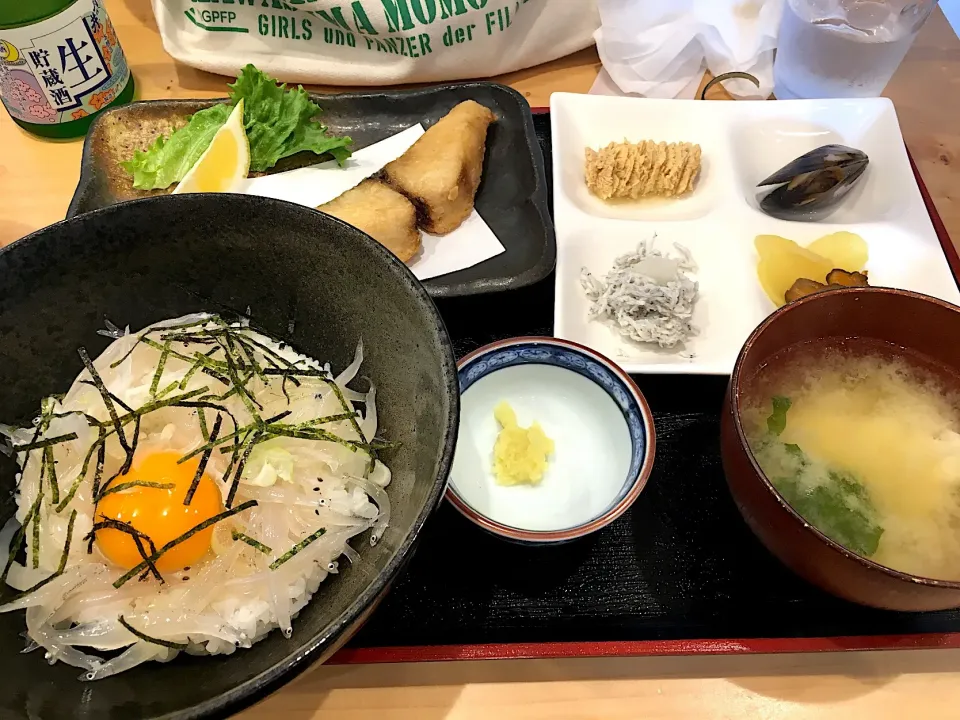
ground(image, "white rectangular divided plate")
xmin=551 ymin=93 xmax=960 ymax=375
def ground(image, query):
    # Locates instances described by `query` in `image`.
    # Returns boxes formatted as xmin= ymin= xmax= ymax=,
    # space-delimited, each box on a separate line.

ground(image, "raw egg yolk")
xmin=96 ymin=451 xmax=224 ymax=573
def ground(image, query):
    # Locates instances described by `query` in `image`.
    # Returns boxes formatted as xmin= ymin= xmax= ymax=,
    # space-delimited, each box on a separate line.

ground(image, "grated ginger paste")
xmin=492 ymin=401 xmax=554 ymax=486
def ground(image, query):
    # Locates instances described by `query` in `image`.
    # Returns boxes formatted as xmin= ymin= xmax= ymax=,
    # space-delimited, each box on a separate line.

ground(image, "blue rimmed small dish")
xmin=447 ymin=337 xmax=656 ymax=543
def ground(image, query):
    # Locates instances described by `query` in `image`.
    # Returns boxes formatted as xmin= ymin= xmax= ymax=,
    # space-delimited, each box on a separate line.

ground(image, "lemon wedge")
xmin=173 ymin=100 xmax=249 ymax=195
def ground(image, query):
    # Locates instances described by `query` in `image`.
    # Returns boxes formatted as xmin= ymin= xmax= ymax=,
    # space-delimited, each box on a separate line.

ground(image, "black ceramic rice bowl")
xmin=0 ymin=195 xmax=459 ymax=719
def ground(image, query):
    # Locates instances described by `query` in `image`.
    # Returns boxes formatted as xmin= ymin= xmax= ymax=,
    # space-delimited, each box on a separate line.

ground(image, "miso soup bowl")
xmin=721 ymin=287 xmax=960 ymax=612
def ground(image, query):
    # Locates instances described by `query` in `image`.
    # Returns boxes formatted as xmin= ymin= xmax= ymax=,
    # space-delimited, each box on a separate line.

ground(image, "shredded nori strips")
xmin=1 ymin=490 xmax=44 ymax=584
xmin=42 ymin=446 xmax=60 ymax=506
xmin=89 ymin=432 xmax=107 ymax=504
xmin=184 ymin=414 xmax=222 ymax=506
xmin=269 ymin=527 xmax=327 ymax=570
xmin=118 ymin=615 xmax=188 ymax=650
xmin=179 ymin=348 xmax=218 ymax=390
xmin=216 ymin=336 xmax=263 ymax=420
xmin=113 ymin=500 xmax=258 ymax=588
xmin=107 ymin=387 xmax=210 ymax=428
xmin=12 ymin=433 xmax=78 ymax=453
xmin=57 ymin=426 xmax=106 ymax=513
xmin=4 ymin=510 xmax=78 ymax=603
xmin=225 ymin=431 xmax=263 ymax=508
xmin=7 ymin=316 xmax=381 ymax=602
xmin=98 ymin=481 xmax=175 ymax=499
xmin=97 ymin=413 xmax=142 ymax=500
xmin=30 ymin=485 xmax=43 ymax=569
xmin=231 ymin=531 xmax=272 ymax=555
xmin=78 ymin=347 xmax=130 ymax=456
xmin=87 ymin=517 xmax=163 ymax=584
xmin=197 ymin=404 xmax=209 ymax=440
xmin=149 ymin=341 xmax=172 ymax=397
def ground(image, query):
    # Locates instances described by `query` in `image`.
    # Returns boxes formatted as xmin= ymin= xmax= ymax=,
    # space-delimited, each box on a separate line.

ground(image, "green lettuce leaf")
xmin=227 ymin=64 xmax=352 ymax=172
xmin=121 ymin=103 xmax=232 ymax=190
xmin=122 ymin=64 xmax=353 ymax=190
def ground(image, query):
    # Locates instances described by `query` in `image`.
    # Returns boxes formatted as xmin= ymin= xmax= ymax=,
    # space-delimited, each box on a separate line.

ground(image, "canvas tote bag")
xmin=152 ymin=0 xmax=600 ymax=85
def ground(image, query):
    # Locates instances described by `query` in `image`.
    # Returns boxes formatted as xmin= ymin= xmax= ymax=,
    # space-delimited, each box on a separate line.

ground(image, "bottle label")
xmin=0 ymin=0 xmax=130 ymax=125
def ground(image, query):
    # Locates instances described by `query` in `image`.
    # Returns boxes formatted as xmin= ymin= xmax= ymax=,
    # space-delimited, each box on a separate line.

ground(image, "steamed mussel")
xmin=757 ymin=145 xmax=869 ymax=221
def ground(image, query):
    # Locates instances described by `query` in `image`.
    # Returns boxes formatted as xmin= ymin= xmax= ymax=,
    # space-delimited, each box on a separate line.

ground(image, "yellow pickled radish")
xmin=755 ymin=234 xmax=834 ymax=307
xmin=757 ymin=253 xmax=835 ymax=307
xmin=807 ymin=231 xmax=868 ymax=271
xmin=755 ymin=234 xmax=833 ymax=266
xmin=757 ymin=257 xmax=784 ymax=308
xmin=173 ymin=100 xmax=249 ymax=195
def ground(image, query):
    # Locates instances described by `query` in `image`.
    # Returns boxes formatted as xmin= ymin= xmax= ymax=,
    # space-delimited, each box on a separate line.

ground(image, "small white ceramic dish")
xmin=550 ymin=93 xmax=960 ymax=375
xmin=446 ymin=337 xmax=656 ymax=543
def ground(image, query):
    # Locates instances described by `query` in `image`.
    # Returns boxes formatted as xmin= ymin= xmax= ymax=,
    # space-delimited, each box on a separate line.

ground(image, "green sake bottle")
xmin=0 ymin=0 xmax=135 ymax=138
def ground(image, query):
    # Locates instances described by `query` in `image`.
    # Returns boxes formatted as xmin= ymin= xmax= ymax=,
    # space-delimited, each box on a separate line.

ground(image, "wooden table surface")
xmin=4 ymin=2 xmax=960 ymax=718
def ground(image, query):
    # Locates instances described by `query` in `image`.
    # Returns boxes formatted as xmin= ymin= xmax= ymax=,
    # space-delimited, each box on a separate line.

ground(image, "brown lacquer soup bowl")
xmin=721 ymin=287 xmax=960 ymax=612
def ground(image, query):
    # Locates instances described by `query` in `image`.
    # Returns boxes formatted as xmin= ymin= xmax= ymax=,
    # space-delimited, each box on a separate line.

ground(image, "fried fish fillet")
xmin=382 ymin=100 xmax=496 ymax=235
xmin=585 ymin=140 xmax=702 ymax=201
xmin=318 ymin=180 xmax=421 ymax=263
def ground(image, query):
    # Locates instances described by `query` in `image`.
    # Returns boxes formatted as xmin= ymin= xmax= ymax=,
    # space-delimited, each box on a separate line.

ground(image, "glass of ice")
xmin=774 ymin=0 xmax=940 ymax=99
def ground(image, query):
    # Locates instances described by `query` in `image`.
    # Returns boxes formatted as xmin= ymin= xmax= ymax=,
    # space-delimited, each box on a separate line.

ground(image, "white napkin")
xmin=242 ymin=126 xmax=505 ymax=281
xmin=593 ymin=0 xmax=785 ymax=100
xmin=239 ymin=125 xmax=423 ymax=208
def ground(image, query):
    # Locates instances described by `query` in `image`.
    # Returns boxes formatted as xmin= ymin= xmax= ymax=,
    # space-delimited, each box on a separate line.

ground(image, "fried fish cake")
xmin=318 ymin=180 xmax=421 ymax=263
xmin=382 ymin=100 xmax=496 ymax=235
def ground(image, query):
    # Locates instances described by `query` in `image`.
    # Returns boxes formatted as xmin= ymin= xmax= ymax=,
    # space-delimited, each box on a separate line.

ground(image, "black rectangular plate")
xmin=342 ymin=112 xmax=960 ymax=657
xmin=66 ymin=82 xmax=554 ymax=298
